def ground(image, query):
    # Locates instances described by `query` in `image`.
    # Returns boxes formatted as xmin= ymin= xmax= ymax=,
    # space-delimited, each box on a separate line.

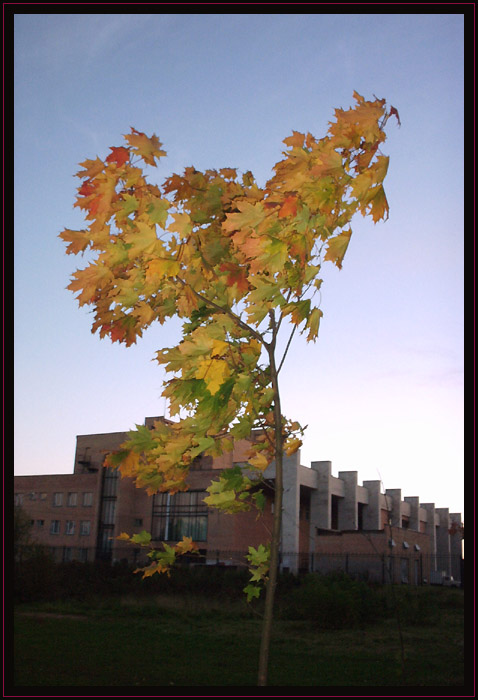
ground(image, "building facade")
xmin=14 ymin=417 xmax=463 ymax=583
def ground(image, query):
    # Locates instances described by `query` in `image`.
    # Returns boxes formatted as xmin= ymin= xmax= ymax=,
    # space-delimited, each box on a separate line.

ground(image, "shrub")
xmin=280 ymin=572 xmax=383 ymax=629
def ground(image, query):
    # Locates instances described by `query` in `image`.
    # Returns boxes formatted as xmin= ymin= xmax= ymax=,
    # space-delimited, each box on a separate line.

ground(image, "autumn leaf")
xmin=278 ymin=195 xmax=298 ymax=219
xmin=222 ymin=200 xmax=266 ymax=234
xmin=58 ymin=228 xmax=89 ymax=255
xmin=105 ymin=146 xmax=130 ymax=167
xmin=283 ymin=131 xmax=305 ymax=148
xmin=124 ymin=127 xmax=166 ymax=165
xmin=195 ymin=358 xmax=230 ymax=395
xmin=75 ymin=157 xmax=104 ymax=180
xmin=324 ymin=229 xmax=352 ymax=269
xmin=219 ymin=262 xmax=250 ymax=292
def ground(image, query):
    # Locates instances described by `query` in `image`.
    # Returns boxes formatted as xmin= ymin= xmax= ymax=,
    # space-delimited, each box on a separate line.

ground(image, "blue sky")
xmin=14 ymin=13 xmax=464 ymax=518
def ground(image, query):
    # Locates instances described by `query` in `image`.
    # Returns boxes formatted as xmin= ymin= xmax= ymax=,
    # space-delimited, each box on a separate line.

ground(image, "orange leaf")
xmin=105 ymin=146 xmax=130 ymax=167
xmin=219 ymin=262 xmax=250 ymax=292
xmin=278 ymin=195 xmax=298 ymax=219
xmin=283 ymin=131 xmax=305 ymax=148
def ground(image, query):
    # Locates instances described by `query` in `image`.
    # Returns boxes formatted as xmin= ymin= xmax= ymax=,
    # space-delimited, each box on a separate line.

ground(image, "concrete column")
xmin=436 ymin=507 xmax=452 ymax=575
xmin=338 ymin=471 xmax=358 ymax=530
xmin=385 ymin=489 xmax=402 ymax=527
xmin=310 ymin=461 xmax=332 ymax=532
xmin=362 ymin=480 xmax=382 ymax=530
xmin=449 ymin=512 xmax=463 ymax=581
xmin=404 ymin=496 xmax=420 ymax=531
xmin=420 ymin=503 xmax=437 ymax=571
xmin=280 ymin=451 xmax=301 ymax=573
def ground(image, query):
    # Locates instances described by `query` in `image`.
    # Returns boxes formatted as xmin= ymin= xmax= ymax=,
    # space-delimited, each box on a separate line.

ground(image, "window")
xmin=14 ymin=493 xmax=23 ymax=506
xmin=82 ymin=492 xmax=93 ymax=506
xmin=134 ymin=518 xmax=143 ymax=527
xmin=50 ymin=520 xmax=61 ymax=535
xmin=78 ymin=548 xmax=89 ymax=563
xmin=62 ymin=547 xmax=73 ymax=562
xmin=152 ymin=491 xmax=208 ymax=542
xmin=67 ymin=492 xmax=77 ymax=507
xmin=358 ymin=502 xmax=365 ymax=530
xmin=40 ymin=492 xmax=47 ymax=501
xmin=331 ymin=495 xmax=340 ymax=530
xmin=36 ymin=520 xmax=45 ymax=528
xmin=65 ymin=520 xmax=75 ymax=535
xmin=80 ymin=521 xmax=91 ymax=536
xmin=53 ymin=492 xmax=63 ymax=507
xmin=400 ymin=557 xmax=409 ymax=584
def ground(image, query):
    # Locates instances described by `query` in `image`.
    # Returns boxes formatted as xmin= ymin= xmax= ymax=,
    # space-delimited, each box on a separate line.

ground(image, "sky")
xmin=13 ymin=12 xmax=465 ymax=519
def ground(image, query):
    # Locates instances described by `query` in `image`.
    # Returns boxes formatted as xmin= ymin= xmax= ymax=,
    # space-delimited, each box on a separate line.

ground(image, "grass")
xmin=12 ymin=587 xmax=465 ymax=688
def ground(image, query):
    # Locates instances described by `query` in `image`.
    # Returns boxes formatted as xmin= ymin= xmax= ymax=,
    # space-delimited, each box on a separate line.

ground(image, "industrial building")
xmin=14 ymin=417 xmax=463 ymax=584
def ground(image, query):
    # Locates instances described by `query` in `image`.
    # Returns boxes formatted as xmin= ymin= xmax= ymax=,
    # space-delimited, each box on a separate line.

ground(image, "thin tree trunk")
xmin=257 ymin=347 xmax=283 ymax=687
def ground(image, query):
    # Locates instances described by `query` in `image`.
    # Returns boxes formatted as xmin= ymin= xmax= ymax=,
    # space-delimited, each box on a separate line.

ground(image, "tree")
xmin=60 ymin=92 xmax=398 ymax=686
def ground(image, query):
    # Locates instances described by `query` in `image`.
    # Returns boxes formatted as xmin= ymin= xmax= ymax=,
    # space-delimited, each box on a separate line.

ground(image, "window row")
xmin=15 ymin=492 xmax=94 ymax=507
xmin=49 ymin=520 xmax=91 ymax=536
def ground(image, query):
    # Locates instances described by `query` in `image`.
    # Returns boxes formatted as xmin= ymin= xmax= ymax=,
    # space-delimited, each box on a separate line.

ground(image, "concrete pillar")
xmin=362 ymin=480 xmax=382 ymax=530
xmin=310 ymin=461 xmax=332 ymax=532
xmin=449 ymin=512 xmax=463 ymax=581
xmin=385 ymin=489 xmax=402 ymax=527
xmin=280 ymin=451 xmax=301 ymax=573
xmin=338 ymin=471 xmax=358 ymax=530
xmin=436 ymin=508 xmax=452 ymax=575
xmin=420 ymin=503 xmax=437 ymax=571
xmin=404 ymin=496 xmax=420 ymax=531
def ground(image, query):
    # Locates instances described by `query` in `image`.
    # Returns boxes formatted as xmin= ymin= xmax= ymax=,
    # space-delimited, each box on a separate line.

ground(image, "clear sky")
xmin=14 ymin=13 xmax=464 ymax=519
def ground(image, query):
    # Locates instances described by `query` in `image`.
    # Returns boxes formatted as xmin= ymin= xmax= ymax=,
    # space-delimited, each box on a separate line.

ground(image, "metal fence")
xmin=16 ymin=545 xmax=463 ymax=586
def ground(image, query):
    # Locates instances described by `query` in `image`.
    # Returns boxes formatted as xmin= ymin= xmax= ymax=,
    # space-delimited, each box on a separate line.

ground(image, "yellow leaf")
xmin=285 ymin=437 xmax=302 ymax=456
xmin=248 ymin=452 xmax=269 ymax=471
xmin=146 ymin=257 xmax=180 ymax=280
xmin=323 ymin=229 xmax=352 ymax=269
xmin=194 ymin=358 xmax=230 ymax=395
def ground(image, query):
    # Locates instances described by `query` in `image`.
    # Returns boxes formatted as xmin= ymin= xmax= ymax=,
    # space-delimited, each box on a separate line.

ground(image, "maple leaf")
xmin=195 ymin=358 xmax=230 ymax=395
xmin=175 ymin=536 xmax=198 ymax=555
xmin=105 ymin=146 xmax=130 ymax=167
xmin=78 ymin=181 xmax=97 ymax=197
xmin=219 ymin=262 xmax=250 ymax=292
xmin=58 ymin=228 xmax=89 ymax=255
xmin=124 ymin=128 xmax=166 ymax=166
xmin=75 ymin=157 xmax=104 ymax=180
xmin=283 ymin=131 xmax=305 ymax=148
xmin=146 ymin=197 xmax=170 ymax=226
xmin=323 ymin=229 xmax=352 ymax=269
xmin=222 ymin=201 xmax=266 ymax=234
xmin=278 ymin=195 xmax=298 ymax=219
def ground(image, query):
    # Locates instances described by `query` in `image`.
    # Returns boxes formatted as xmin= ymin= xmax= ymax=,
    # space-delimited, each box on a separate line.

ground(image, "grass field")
xmin=13 ymin=588 xmax=465 ymax=688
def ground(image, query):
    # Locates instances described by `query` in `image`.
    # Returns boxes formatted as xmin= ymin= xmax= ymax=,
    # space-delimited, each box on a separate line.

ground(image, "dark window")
xmin=358 ymin=502 xmax=365 ymax=530
xmin=152 ymin=491 xmax=208 ymax=542
xmin=331 ymin=495 xmax=340 ymax=530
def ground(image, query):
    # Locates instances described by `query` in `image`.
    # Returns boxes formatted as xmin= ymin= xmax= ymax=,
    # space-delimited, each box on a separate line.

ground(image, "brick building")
xmin=14 ymin=417 xmax=463 ymax=584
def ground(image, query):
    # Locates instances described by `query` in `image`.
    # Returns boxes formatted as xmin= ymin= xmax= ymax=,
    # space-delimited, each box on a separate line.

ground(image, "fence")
xmin=15 ymin=545 xmax=463 ymax=586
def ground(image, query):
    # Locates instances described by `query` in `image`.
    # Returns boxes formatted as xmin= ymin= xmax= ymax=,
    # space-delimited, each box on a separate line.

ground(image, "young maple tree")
xmin=60 ymin=92 xmax=398 ymax=686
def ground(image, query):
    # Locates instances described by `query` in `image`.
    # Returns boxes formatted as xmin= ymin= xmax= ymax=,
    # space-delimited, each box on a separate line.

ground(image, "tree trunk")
xmin=257 ymin=348 xmax=283 ymax=686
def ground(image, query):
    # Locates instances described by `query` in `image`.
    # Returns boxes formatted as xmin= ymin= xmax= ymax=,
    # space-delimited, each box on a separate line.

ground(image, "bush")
xmin=280 ymin=572 xmax=383 ymax=629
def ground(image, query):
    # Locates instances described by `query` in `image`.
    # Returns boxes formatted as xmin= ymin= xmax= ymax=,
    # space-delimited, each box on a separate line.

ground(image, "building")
xmin=14 ymin=417 xmax=463 ymax=583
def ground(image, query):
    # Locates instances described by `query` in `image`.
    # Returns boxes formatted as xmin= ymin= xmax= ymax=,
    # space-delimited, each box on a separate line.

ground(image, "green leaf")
xmin=130 ymin=530 xmax=152 ymax=546
xmin=147 ymin=197 xmax=170 ymax=225
xmin=247 ymin=543 xmax=270 ymax=567
xmin=244 ymin=584 xmax=261 ymax=602
xmin=252 ymin=490 xmax=266 ymax=513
